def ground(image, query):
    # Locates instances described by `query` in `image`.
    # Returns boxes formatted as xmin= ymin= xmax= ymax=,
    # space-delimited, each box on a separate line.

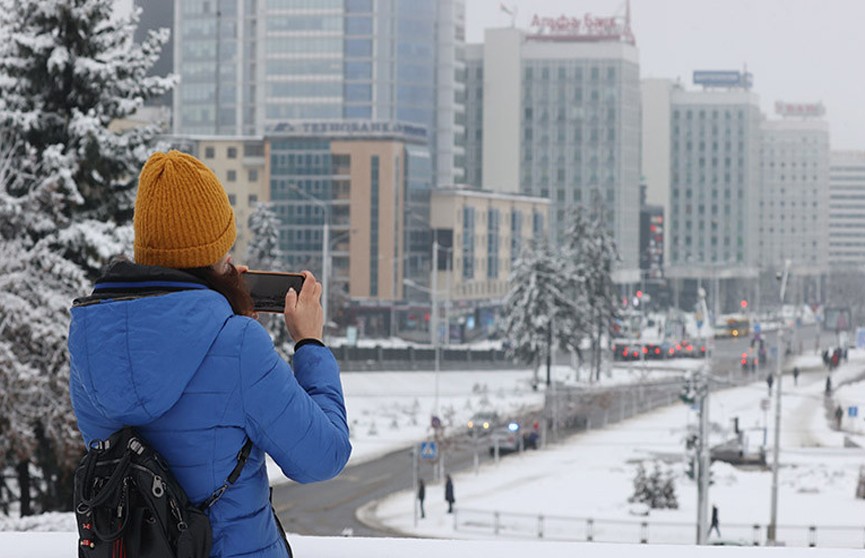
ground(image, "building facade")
xmin=759 ymin=117 xmax=829 ymax=276
xmin=266 ymin=123 xmax=431 ymax=331
xmin=667 ymin=87 xmax=762 ymax=278
xmin=468 ymin=24 xmax=641 ymax=277
xmin=172 ymin=0 xmax=464 ymax=188
xmin=829 ymin=151 xmax=865 ymax=266
xmin=430 ymin=188 xmax=550 ymax=340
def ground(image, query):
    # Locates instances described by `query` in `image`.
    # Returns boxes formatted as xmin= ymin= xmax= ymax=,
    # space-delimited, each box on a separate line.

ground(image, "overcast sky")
xmin=467 ymin=0 xmax=865 ymax=151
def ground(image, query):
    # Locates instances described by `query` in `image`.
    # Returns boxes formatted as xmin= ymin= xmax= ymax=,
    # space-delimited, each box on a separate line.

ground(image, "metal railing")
xmin=453 ymin=508 xmax=865 ymax=548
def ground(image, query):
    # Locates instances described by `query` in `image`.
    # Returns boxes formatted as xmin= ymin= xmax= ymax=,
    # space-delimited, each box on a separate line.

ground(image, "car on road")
xmin=488 ymin=423 xmax=522 ymax=455
xmin=488 ymin=422 xmax=540 ymax=456
xmin=467 ymin=411 xmax=500 ymax=433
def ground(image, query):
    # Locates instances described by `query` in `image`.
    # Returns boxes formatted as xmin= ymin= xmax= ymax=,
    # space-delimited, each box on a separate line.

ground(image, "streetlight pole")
xmin=431 ymin=239 xmax=439 ymax=417
xmin=695 ymin=287 xmax=711 ymax=545
xmin=768 ymin=260 xmax=791 ymax=545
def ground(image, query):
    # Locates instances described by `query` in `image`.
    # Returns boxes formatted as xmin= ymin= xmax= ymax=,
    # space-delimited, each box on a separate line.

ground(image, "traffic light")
xmin=680 ymin=375 xmax=697 ymax=405
xmin=740 ymin=299 xmax=748 ymax=309
xmin=636 ymin=290 xmax=643 ymax=299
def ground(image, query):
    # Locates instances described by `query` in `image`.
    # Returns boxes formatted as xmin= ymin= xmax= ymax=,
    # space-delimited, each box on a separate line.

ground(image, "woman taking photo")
xmin=68 ymin=150 xmax=351 ymax=557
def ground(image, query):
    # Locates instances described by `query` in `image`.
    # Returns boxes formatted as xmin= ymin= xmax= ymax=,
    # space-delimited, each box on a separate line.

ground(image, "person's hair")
xmin=183 ymin=262 xmax=255 ymax=316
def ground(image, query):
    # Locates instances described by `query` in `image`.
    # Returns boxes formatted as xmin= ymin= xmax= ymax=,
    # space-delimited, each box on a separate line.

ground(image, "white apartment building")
xmin=667 ymin=87 xmax=762 ymax=279
xmin=466 ymin=24 xmax=641 ymax=280
xmin=759 ymin=118 xmax=829 ymax=276
xmin=829 ymin=151 xmax=865 ymax=266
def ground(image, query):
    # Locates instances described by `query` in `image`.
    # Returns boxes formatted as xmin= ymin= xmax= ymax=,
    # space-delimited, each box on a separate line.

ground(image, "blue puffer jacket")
xmin=68 ymin=262 xmax=351 ymax=557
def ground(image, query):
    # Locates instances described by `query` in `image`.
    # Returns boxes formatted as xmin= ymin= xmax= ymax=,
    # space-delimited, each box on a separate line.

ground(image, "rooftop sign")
xmin=693 ymin=70 xmax=753 ymax=89
xmin=774 ymin=101 xmax=825 ymax=118
xmin=269 ymin=121 xmax=428 ymax=142
xmin=529 ymin=12 xmax=635 ymax=44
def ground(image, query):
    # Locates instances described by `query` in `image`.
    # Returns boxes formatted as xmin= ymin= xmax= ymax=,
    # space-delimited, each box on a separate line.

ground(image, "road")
xmin=272 ymin=325 xmax=819 ymax=538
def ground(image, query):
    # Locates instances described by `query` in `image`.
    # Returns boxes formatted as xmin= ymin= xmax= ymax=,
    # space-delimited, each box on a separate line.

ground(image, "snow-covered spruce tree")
xmin=628 ymin=462 xmax=651 ymax=505
xmin=246 ymin=202 xmax=284 ymax=269
xmin=563 ymin=206 xmax=620 ymax=382
xmin=500 ymin=237 xmax=581 ymax=382
xmin=0 ymin=237 xmax=89 ymax=514
xmin=0 ymin=0 xmax=173 ymax=513
xmin=0 ymin=0 xmax=174 ymax=271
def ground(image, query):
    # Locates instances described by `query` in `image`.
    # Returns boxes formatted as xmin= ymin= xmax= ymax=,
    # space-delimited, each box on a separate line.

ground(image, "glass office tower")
xmin=174 ymin=0 xmax=465 ymax=187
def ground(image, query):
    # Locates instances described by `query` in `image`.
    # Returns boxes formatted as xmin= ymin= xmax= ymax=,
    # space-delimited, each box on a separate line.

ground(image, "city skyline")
xmin=467 ymin=0 xmax=865 ymax=151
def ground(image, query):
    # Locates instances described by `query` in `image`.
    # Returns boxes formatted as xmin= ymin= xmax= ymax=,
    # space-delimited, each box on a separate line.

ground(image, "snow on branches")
xmin=246 ymin=202 xmax=284 ymax=270
xmin=500 ymin=207 xmax=620 ymax=378
xmin=0 ymin=0 xmax=174 ymax=513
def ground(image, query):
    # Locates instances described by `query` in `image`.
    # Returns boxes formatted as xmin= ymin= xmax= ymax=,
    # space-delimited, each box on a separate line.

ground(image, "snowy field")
xmin=365 ymin=351 xmax=865 ymax=548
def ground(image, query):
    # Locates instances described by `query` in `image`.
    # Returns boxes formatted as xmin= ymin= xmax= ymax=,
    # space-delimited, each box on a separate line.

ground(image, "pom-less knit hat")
xmin=133 ymin=150 xmax=236 ymax=268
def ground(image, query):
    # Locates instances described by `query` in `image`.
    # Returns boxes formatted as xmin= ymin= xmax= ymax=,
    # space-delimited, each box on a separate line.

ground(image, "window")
xmin=248 ymin=169 xmax=259 ymax=182
xmin=248 ymin=194 xmax=258 ymax=206
xmin=204 ymin=146 xmax=215 ymax=159
xmin=228 ymin=194 xmax=237 ymax=206
xmin=227 ymin=147 xmax=238 ymax=159
xmin=227 ymin=170 xmax=237 ymax=182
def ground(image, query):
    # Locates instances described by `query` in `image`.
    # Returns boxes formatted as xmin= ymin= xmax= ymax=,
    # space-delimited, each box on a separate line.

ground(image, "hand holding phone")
xmin=244 ymin=270 xmax=305 ymax=313
xmin=283 ymin=270 xmax=324 ymax=342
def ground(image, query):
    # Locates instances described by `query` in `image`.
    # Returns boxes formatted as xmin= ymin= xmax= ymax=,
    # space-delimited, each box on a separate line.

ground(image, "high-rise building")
xmin=759 ymin=107 xmax=829 ymax=276
xmin=667 ymin=81 xmax=762 ymax=278
xmin=173 ymin=0 xmax=464 ymax=188
xmin=133 ymin=0 xmax=174 ymax=108
xmin=829 ymin=151 xmax=865 ymax=265
xmin=463 ymin=43 xmax=483 ymax=189
xmin=466 ymin=18 xmax=641 ymax=278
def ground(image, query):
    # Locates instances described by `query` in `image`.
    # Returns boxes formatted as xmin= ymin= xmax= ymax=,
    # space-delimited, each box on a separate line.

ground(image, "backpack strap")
xmin=199 ymin=438 xmax=254 ymax=510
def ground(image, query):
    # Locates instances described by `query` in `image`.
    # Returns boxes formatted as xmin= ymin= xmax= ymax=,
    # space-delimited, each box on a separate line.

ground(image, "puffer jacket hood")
xmin=69 ymin=261 xmax=232 ymax=425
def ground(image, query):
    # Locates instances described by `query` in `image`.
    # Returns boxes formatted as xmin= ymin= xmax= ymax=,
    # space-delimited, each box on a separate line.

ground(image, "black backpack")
xmin=73 ymin=427 xmax=252 ymax=558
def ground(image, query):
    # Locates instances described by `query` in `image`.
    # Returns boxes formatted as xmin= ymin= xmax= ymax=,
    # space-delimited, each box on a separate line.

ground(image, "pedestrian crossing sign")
xmin=419 ymin=441 xmax=438 ymax=460
xmin=849 ymin=406 xmax=858 ymax=418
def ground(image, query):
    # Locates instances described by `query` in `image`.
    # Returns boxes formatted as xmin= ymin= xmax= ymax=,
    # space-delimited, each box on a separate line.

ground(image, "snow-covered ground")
xmin=365 ymin=351 xmax=865 ymax=548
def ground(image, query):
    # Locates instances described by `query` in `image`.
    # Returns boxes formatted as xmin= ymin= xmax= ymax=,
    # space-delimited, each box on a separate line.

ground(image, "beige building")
xmin=265 ymin=124 xmax=432 ymax=335
xmin=430 ymin=188 xmax=550 ymax=306
xmin=330 ymin=140 xmax=406 ymax=302
xmin=171 ymin=137 xmax=269 ymax=261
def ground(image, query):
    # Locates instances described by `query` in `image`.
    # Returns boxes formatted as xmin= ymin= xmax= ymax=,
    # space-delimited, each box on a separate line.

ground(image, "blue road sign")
xmin=419 ymin=441 xmax=438 ymax=460
xmin=754 ymin=323 xmax=762 ymax=334
xmin=848 ymin=406 xmax=858 ymax=418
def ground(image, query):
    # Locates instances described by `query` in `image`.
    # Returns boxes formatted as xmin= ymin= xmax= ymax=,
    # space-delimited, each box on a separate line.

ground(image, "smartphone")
xmin=243 ymin=270 xmax=305 ymax=313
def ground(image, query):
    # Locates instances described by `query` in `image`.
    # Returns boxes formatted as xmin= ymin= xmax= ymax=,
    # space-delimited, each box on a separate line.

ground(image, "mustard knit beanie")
xmin=133 ymin=150 xmax=236 ymax=268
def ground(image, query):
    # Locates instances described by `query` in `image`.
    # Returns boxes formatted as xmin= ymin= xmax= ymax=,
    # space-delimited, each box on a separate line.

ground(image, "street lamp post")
xmin=695 ymin=287 xmax=711 ymax=545
xmin=431 ymin=239 xmax=439 ymax=416
xmin=768 ymin=260 xmax=791 ymax=545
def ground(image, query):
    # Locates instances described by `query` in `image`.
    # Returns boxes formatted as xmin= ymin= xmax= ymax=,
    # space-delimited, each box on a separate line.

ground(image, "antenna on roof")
xmin=499 ymin=3 xmax=517 ymax=27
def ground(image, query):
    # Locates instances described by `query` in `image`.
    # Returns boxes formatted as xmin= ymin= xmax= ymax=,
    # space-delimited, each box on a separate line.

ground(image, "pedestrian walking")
xmin=766 ymin=373 xmax=774 ymax=396
xmin=68 ymin=150 xmax=351 ymax=558
xmin=835 ymin=405 xmax=844 ymax=430
xmin=709 ymin=505 xmax=721 ymax=537
xmin=825 ymin=375 xmax=833 ymax=396
xmin=445 ymin=474 xmax=455 ymax=514
xmin=793 ymin=366 xmax=800 ymax=386
xmin=417 ymin=479 xmax=426 ymax=519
